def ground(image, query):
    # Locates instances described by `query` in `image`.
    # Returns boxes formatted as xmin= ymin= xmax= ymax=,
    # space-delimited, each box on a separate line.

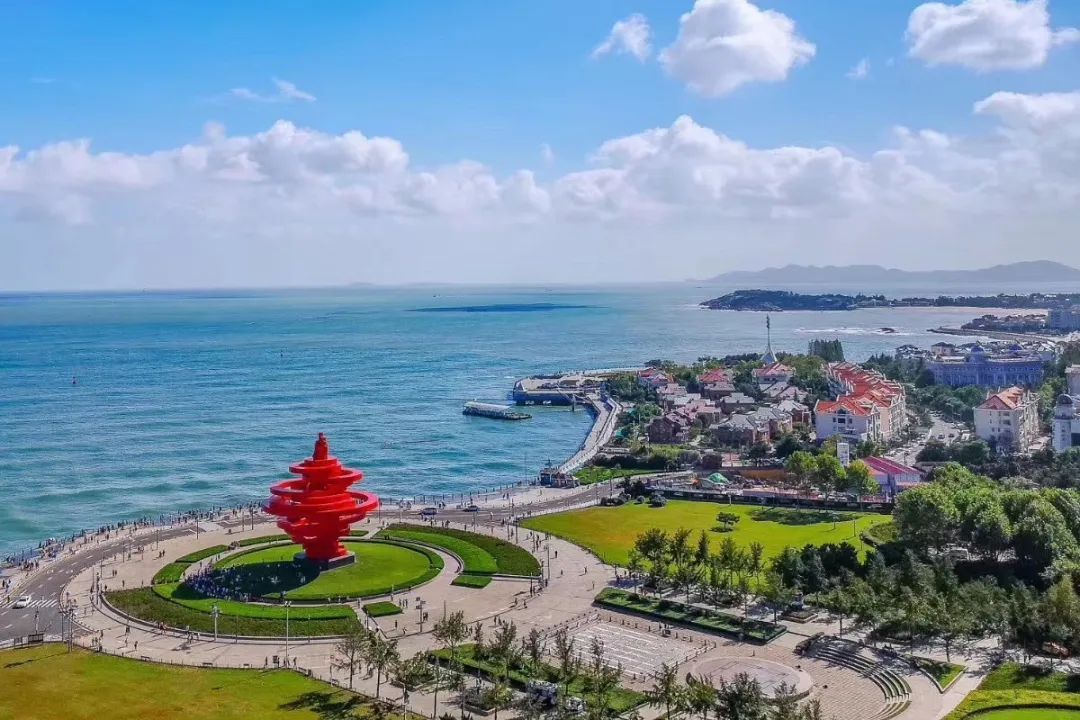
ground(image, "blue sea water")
xmin=0 ymin=282 xmax=1067 ymax=555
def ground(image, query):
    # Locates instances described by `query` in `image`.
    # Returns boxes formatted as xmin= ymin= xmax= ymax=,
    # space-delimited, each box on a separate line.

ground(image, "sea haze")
xmin=0 ymin=282 xmax=1067 ymax=555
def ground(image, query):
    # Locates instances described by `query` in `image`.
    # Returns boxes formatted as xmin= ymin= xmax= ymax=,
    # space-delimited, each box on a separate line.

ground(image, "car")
xmin=12 ymin=595 xmax=31 ymax=608
xmin=463 ymin=504 xmax=480 ymax=512
xmin=419 ymin=506 xmax=438 ymax=517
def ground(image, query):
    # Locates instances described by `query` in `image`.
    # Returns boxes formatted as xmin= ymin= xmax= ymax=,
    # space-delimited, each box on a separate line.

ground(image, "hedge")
xmin=176 ymin=545 xmax=230 ymax=563
xmin=451 ymin=575 xmax=492 ymax=589
xmin=594 ymin=588 xmax=784 ymax=644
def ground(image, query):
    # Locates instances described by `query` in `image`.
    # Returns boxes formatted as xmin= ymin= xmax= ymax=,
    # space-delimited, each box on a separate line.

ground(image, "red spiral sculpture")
xmin=263 ymin=433 xmax=379 ymax=563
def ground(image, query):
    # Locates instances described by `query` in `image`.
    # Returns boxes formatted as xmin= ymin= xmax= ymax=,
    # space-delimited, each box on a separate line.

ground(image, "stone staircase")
xmin=807 ymin=640 xmax=912 ymax=720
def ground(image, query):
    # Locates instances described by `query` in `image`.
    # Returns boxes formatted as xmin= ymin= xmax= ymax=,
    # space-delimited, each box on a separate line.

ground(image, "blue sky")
xmin=2 ymin=0 xmax=1080 ymax=290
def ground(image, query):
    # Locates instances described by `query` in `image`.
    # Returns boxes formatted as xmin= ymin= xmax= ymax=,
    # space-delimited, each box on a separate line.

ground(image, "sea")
xmin=1 ymin=280 xmax=1075 ymax=556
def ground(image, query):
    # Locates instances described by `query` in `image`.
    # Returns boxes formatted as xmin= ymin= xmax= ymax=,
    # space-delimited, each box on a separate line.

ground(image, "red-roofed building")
xmin=862 ymin=456 xmax=923 ymax=498
xmin=974 ymin=386 xmax=1040 ymax=451
xmin=815 ymin=362 xmax=907 ymax=443
xmin=753 ymin=362 xmax=794 ymax=386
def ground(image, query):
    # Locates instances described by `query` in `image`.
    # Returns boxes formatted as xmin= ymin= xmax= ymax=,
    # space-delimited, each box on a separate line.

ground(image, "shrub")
xmin=363 ymin=601 xmax=403 ymax=617
xmin=451 ymin=574 xmax=492 ymax=589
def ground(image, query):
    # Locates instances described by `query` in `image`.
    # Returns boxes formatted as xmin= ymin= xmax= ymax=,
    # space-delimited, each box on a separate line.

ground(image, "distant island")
xmin=700 ymin=289 xmax=1080 ymax=312
xmin=411 ymin=303 xmax=593 ymax=313
xmin=706 ymin=260 xmax=1080 ymax=285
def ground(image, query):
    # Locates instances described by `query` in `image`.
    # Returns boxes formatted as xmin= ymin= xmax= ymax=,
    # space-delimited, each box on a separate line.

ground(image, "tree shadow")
xmin=279 ymin=690 xmax=381 ymax=719
xmin=3 ymin=647 xmax=67 ymax=668
xmin=750 ymin=507 xmax=847 ymax=526
xmin=178 ymin=559 xmax=320 ymax=600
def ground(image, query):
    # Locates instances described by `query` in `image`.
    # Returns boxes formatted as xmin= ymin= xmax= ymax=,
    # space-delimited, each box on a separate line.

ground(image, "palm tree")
xmin=648 ymin=663 xmax=682 ymax=719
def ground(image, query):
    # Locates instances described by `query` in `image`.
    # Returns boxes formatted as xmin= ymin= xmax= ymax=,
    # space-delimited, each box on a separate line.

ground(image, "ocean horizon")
xmin=1 ymin=281 xmax=1072 ymax=556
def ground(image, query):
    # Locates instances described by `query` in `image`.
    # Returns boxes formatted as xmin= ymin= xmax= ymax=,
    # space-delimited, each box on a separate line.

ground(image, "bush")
xmin=363 ymin=601 xmax=403 ymax=617
xmin=451 ymin=574 xmax=492 ymax=589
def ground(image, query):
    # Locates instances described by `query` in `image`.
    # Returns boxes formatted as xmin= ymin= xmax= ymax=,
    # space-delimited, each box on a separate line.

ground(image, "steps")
xmin=807 ymin=641 xmax=912 ymax=720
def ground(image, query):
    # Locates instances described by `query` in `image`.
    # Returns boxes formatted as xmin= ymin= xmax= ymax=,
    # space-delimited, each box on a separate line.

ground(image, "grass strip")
xmin=176 ymin=545 xmax=230 ymax=563
xmin=151 ymin=583 xmax=353 ymax=620
xmin=430 ymin=644 xmax=645 ymax=713
xmin=912 ymin=656 xmax=964 ymax=690
xmin=594 ymin=587 xmax=784 ymax=644
xmin=362 ymin=601 xmax=403 ymax=617
xmin=943 ymin=663 xmax=1080 ymax=719
xmin=108 ymin=588 xmax=360 ymax=637
xmin=451 ymin=574 xmax=492 ymax=589
xmin=381 ymin=524 xmax=540 ymax=576
xmin=152 ymin=562 xmax=190 ymax=585
xmin=235 ymin=534 xmax=291 ymax=547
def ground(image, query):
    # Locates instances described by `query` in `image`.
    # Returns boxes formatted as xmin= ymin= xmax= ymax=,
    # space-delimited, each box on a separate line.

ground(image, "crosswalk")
xmin=1 ymin=598 xmax=58 ymax=610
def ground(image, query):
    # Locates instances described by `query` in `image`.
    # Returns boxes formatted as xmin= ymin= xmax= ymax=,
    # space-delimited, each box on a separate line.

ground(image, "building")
xmin=862 ymin=456 xmax=922 ymax=499
xmin=1054 ymin=394 xmax=1080 ymax=452
xmin=814 ymin=397 xmax=879 ymax=443
xmin=926 ymin=343 xmax=1044 ymax=388
xmin=647 ymin=413 xmax=693 ymax=444
xmin=638 ymin=367 xmax=673 ymax=390
xmin=1068 ymin=365 xmax=1080 ymax=396
xmin=815 ymin=363 xmax=907 ymax=443
xmin=1049 ymin=307 xmax=1080 ymax=332
xmin=753 ymin=362 xmax=794 ymax=387
xmin=776 ymin=399 xmax=811 ymax=426
xmin=746 ymin=407 xmax=793 ymax=438
xmin=698 ymin=368 xmax=736 ymax=400
xmin=712 ymin=414 xmax=771 ymax=447
xmin=974 ymin=386 xmax=1041 ymax=452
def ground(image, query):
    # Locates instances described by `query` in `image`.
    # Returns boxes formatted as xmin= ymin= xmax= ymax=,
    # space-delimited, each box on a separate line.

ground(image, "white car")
xmin=12 ymin=595 xmax=31 ymax=608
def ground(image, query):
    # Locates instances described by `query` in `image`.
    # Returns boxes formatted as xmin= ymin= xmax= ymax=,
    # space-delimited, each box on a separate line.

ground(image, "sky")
xmin=2 ymin=0 xmax=1080 ymax=291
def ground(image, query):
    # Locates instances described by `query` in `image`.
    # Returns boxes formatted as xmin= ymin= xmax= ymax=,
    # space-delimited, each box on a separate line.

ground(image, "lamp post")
xmin=417 ymin=598 xmax=426 ymax=633
xmin=212 ymin=604 xmax=220 ymax=641
xmin=284 ymin=600 xmax=292 ymax=664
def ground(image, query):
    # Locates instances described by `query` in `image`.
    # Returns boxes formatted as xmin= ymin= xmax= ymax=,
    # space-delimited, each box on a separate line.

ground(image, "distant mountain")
xmin=706 ymin=261 xmax=1080 ymax=285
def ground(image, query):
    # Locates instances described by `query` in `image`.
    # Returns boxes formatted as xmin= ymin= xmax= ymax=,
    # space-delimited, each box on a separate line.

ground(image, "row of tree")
xmin=648 ymin=663 xmax=827 ymax=720
xmin=784 ymin=451 xmax=881 ymax=502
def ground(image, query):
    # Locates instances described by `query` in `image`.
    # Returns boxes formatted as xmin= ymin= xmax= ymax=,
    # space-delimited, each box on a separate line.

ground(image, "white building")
xmin=1067 ymin=365 xmax=1080 ymax=396
xmin=814 ymin=398 xmax=879 ymax=444
xmin=1054 ymin=394 xmax=1080 ymax=452
xmin=974 ymin=386 xmax=1040 ymax=452
xmin=814 ymin=363 xmax=906 ymax=443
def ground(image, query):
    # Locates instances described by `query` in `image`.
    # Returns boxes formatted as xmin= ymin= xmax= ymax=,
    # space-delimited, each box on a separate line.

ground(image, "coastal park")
xmin=1 ymin=431 xmax=1069 ymax=720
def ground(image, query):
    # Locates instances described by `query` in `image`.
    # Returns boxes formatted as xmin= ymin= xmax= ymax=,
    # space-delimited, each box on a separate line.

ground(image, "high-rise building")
xmin=974 ymin=387 xmax=1040 ymax=452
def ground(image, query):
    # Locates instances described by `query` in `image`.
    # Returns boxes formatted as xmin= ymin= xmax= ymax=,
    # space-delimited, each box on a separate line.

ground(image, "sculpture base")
xmin=295 ymin=551 xmax=356 ymax=571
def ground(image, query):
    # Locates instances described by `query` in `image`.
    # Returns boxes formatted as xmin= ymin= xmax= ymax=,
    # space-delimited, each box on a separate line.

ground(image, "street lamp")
xmin=212 ymin=604 xmax=220 ymax=641
xmin=284 ymin=600 xmax=292 ymax=664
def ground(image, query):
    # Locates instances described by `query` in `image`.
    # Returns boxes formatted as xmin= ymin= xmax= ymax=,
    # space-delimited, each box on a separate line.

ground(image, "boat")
xmin=462 ymin=401 xmax=532 ymax=421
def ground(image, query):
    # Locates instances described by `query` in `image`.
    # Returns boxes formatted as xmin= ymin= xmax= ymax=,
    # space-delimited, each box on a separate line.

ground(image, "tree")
xmin=715 ymin=672 xmax=767 ymax=720
xmin=845 ymin=460 xmax=879 ymax=502
xmin=333 ymin=626 xmax=370 ymax=690
xmin=818 ymin=585 xmax=855 ymax=638
xmin=747 ymin=442 xmax=772 ymax=465
xmin=773 ymin=434 xmax=803 ymax=460
xmin=670 ymin=528 xmax=693 ymax=566
xmin=585 ymin=637 xmax=621 ymax=720
xmin=770 ymin=682 xmax=801 ymax=720
xmin=760 ymin=571 xmax=796 ymax=623
xmin=635 ymin=528 xmax=668 ymax=564
xmin=673 ymin=562 xmax=703 ymax=604
xmin=647 ymin=663 xmax=682 ymax=720
xmin=683 ymin=675 xmax=716 ymax=720
xmin=366 ymin=634 xmax=400 ymax=700
xmin=553 ymin=627 xmax=580 ymax=700
xmin=433 ymin=611 xmax=469 ymax=717
xmin=1011 ymin=497 xmax=1078 ymax=572
xmin=523 ymin=627 xmax=545 ymax=674
xmin=1042 ymin=577 xmax=1080 ymax=655
xmin=694 ymin=531 xmax=711 ymax=568
xmin=813 ymin=454 xmax=846 ymax=499
xmin=715 ymin=511 xmax=741 ymax=532
xmin=747 ymin=542 xmax=765 ymax=578
xmin=785 ymin=451 xmax=817 ymax=505
xmin=894 ymin=484 xmax=960 ymax=551
xmin=626 ymin=549 xmax=646 ymax=592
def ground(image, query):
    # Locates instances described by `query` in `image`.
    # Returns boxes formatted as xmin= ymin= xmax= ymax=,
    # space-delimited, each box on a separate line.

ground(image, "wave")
xmin=795 ymin=326 xmax=914 ymax=336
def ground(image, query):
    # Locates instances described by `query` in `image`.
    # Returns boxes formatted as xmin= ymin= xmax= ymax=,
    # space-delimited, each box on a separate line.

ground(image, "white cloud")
xmin=229 ymin=77 xmax=317 ymax=103
xmin=658 ymin=0 xmax=815 ymax=97
xmin=4 ymin=89 xmax=1080 ymax=286
xmin=592 ymin=14 xmax=653 ymax=62
xmin=846 ymin=58 xmax=870 ymax=80
xmin=540 ymin=143 xmax=555 ymax=163
xmin=907 ymin=0 xmax=1080 ymax=71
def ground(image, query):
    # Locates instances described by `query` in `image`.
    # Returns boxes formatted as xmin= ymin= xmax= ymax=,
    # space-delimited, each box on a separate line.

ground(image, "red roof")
xmin=979 ymin=386 xmax=1030 ymax=411
xmin=698 ymin=368 xmax=732 ymax=384
xmin=815 ymin=398 xmax=873 ymax=417
xmin=863 ymin=456 xmax=920 ymax=476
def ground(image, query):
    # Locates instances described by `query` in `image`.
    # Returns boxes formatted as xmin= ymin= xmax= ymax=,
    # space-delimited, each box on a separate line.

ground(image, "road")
xmin=0 ymin=482 xmax=620 ymax=644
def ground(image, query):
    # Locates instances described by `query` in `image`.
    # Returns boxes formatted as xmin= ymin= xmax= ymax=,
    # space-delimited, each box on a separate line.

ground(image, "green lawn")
xmin=450 ymin=574 xmax=492 ymax=589
xmin=522 ymin=500 xmax=890 ymax=566
xmin=151 ymin=583 xmax=353 ymax=620
xmin=362 ymin=601 xmax=403 ymax=617
xmin=379 ymin=524 xmax=541 ymax=576
xmin=216 ymin=540 xmax=442 ymax=600
xmin=944 ymin=663 xmax=1080 ymax=719
xmin=0 ymin=645 xmax=399 ymax=720
xmin=176 ymin=545 xmax=230 ymax=563
xmin=107 ymin=588 xmax=360 ymax=637
xmin=594 ymin=587 xmax=784 ymax=643
xmin=573 ymin=467 xmax=655 ymax=486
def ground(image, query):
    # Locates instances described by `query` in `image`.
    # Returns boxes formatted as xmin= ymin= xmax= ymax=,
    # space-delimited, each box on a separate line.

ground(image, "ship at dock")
xmin=462 ymin=401 xmax=532 ymax=420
